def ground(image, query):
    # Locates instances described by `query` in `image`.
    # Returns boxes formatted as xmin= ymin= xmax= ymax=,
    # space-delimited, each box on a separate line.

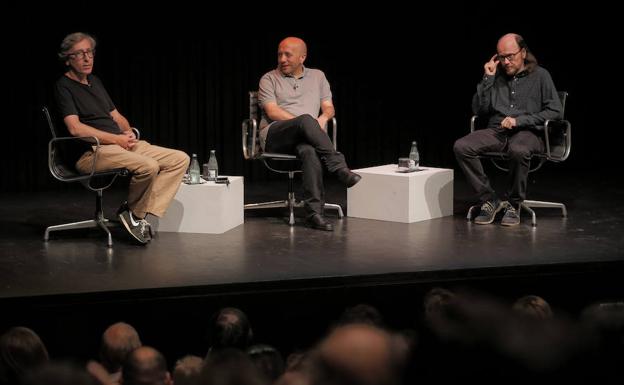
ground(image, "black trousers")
xmin=266 ymin=114 xmax=347 ymax=216
xmin=453 ymin=128 xmax=543 ymax=205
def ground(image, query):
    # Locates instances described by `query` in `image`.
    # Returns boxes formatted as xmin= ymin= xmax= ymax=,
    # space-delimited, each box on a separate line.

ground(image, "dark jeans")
xmin=266 ymin=114 xmax=347 ymax=216
xmin=453 ymin=128 xmax=544 ymax=205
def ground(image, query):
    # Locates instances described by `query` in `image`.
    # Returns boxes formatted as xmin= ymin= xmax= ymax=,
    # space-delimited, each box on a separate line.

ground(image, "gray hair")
xmin=58 ymin=32 xmax=96 ymax=60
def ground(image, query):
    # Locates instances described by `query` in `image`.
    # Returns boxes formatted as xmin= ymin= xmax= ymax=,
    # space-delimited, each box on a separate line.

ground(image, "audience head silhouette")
xmin=122 ymin=346 xmax=171 ymax=385
xmin=0 ymin=326 xmax=49 ymax=384
xmin=100 ymin=322 xmax=142 ymax=373
xmin=208 ymin=307 xmax=253 ymax=353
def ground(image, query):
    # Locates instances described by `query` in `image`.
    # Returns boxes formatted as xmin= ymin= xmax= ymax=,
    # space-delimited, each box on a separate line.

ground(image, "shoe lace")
xmin=505 ymin=204 xmax=518 ymax=216
xmin=480 ymin=201 xmax=495 ymax=215
xmin=137 ymin=219 xmax=151 ymax=237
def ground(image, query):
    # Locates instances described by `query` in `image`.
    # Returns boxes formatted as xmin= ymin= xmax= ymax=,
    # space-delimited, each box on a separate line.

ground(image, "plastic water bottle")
xmin=409 ymin=141 xmax=419 ymax=170
xmin=206 ymin=150 xmax=218 ymax=181
xmin=189 ymin=153 xmax=201 ymax=184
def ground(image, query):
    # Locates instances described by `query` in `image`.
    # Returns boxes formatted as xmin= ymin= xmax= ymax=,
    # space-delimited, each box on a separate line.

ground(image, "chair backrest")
xmin=544 ymin=91 xmax=571 ymax=161
xmin=43 ymin=106 xmax=60 ymax=139
xmin=558 ymin=91 xmax=568 ymax=117
xmin=43 ymin=106 xmax=90 ymax=180
xmin=242 ymin=91 xmax=261 ymax=160
xmin=249 ymin=90 xmax=261 ymax=121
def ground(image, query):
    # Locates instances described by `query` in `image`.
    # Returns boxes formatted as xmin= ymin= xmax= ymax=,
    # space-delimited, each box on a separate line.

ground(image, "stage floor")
xmin=1 ymin=171 xmax=623 ymax=301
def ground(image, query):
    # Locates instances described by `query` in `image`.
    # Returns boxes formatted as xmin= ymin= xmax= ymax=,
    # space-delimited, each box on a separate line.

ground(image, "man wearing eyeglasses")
xmin=54 ymin=32 xmax=190 ymax=244
xmin=453 ymin=33 xmax=563 ymax=226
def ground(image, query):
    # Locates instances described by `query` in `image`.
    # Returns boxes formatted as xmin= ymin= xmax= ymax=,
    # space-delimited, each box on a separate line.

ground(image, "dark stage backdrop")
xmin=1 ymin=5 xmax=617 ymax=192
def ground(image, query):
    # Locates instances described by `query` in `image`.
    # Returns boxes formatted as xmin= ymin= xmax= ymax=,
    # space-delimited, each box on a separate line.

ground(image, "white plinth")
xmin=155 ymin=176 xmax=244 ymax=234
xmin=347 ymin=165 xmax=453 ymax=223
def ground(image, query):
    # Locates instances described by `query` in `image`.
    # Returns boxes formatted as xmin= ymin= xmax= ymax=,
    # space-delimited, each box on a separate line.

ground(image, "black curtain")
xmin=1 ymin=4 xmax=617 ymax=192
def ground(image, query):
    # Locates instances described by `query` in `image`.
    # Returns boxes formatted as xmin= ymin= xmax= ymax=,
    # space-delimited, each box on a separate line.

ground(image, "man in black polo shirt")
xmin=453 ymin=33 xmax=563 ymax=226
xmin=55 ymin=32 xmax=189 ymax=244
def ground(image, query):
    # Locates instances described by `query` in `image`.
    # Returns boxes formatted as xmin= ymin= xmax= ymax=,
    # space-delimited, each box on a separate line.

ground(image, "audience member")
xmin=206 ymin=308 xmax=253 ymax=356
xmin=99 ymin=322 xmax=142 ymax=384
xmin=172 ymin=355 xmax=202 ymax=385
xmin=0 ymin=326 xmax=49 ymax=385
xmin=22 ymin=362 xmax=96 ymax=385
xmin=335 ymin=304 xmax=384 ymax=328
xmin=122 ymin=346 xmax=171 ymax=385
xmin=247 ymin=344 xmax=285 ymax=382
xmin=512 ymin=295 xmax=554 ymax=320
xmin=200 ymin=348 xmax=267 ymax=385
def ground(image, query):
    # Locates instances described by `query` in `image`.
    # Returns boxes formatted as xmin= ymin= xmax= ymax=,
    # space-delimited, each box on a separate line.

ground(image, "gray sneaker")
xmin=474 ymin=200 xmax=504 ymax=225
xmin=117 ymin=205 xmax=150 ymax=244
xmin=501 ymin=203 xmax=521 ymax=226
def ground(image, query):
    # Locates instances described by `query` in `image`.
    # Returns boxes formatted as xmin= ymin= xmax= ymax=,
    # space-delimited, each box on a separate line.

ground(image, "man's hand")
xmin=501 ymin=116 xmax=517 ymax=129
xmin=484 ymin=54 xmax=499 ymax=76
xmin=116 ymin=131 xmax=138 ymax=149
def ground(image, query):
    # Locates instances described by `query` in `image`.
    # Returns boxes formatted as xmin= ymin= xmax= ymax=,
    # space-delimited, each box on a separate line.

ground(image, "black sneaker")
xmin=501 ymin=203 xmax=521 ymax=226
xmin=117 ymin=204 xmax=150 ymax=244
xmin=474 ymin=200 xmax=504 ymax=225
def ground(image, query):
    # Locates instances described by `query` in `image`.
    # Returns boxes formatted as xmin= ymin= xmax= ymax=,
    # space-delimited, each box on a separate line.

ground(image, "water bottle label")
xmin=408 ymin=159 xmax=416 ymax=169
xmin=209 ymin=170 xmax=216 ymax=178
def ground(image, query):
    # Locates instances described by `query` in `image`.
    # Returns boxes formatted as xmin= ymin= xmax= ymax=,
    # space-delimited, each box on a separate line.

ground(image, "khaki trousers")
xmin=76 ymin=140 xmax=190 ymax=218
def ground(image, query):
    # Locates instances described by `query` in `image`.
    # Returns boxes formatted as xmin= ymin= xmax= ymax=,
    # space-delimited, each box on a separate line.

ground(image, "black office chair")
xmin=466 ymin=91 xmax=571 ymax=226
xmin=43 ymin=106 xmax=138 ymax=247
xmin=242 ymin=91 xmax=344 ymax=225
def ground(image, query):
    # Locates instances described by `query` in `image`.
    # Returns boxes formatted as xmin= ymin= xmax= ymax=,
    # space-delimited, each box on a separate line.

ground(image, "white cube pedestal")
xmin=347 ymin=165 xmax=453 ymax=223
xmin=155 ymin=176 xmax=244 ymax=234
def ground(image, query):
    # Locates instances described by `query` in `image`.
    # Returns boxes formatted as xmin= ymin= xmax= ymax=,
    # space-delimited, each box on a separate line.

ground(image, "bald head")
xmin=123 ymin=346 xmax=171 ymax=385
xmin=100 ymin=322 xmax=142 ymax=372
xmin=498 ymin=33 xmax=521 ymax=52
xmin=279 ymin=37 xmax=307 ymax=55
xmin=318 ymin=324 xmax=398 ymax=385
xmin=277 ymin=37 xmax=307 ymax=76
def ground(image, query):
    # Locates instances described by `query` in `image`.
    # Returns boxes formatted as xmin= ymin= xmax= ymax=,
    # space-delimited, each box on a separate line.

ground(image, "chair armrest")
xmin=544 ymin=119 xmax=571 ymax=161
xmin=327 ymin=117 xmax=338 ymax=150
xmin=242 ymin=118 xmax=259 ymax=159
xmin=470 ymin=115 xmax=479 ymax=133
xmin=49 ymin=135 xmax=101 ymax=182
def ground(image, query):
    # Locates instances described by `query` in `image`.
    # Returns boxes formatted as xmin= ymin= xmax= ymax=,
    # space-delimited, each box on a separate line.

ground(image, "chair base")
xmin=43 ymin=191 xmax=119 ymax=247
xmin=245 ymin=200 xmax=344 ymax=226
xmin=44 ymin=217 xmax=117 ymax=247
xmin=466 ymin=199 xmax=567 ymax=227
xmin=520 ymin=200 xmax=567 ymax=227
xmin=245 ymin=170 xmax=344 ymax=226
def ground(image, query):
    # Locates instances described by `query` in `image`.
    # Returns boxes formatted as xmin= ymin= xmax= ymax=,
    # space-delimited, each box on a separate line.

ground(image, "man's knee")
xmin=173 ymin=150 xmax=190 ymax=169
xmin=136 ymin=159 xmax=160 ymax=177
xmin=296 ymin=144 xmax=317 ymax=159
xmin=507 ymin=147 xmax=531 ymax=161
xmin=453 ymin=137 xmax=470 ymax=157
xmin=296 ymin=114 xmax=319 ymax=130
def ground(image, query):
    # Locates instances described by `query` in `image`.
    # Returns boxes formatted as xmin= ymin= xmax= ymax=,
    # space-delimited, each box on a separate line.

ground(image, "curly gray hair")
xmin=58 ymin=32 xmax=96 ymax=60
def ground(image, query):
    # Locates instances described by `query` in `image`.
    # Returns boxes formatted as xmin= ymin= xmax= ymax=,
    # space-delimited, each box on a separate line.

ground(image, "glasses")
xmin=497 ymin=49 xmax=522 ymax=62
xmin=68 ymin=49 xmax=95 ymax=60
